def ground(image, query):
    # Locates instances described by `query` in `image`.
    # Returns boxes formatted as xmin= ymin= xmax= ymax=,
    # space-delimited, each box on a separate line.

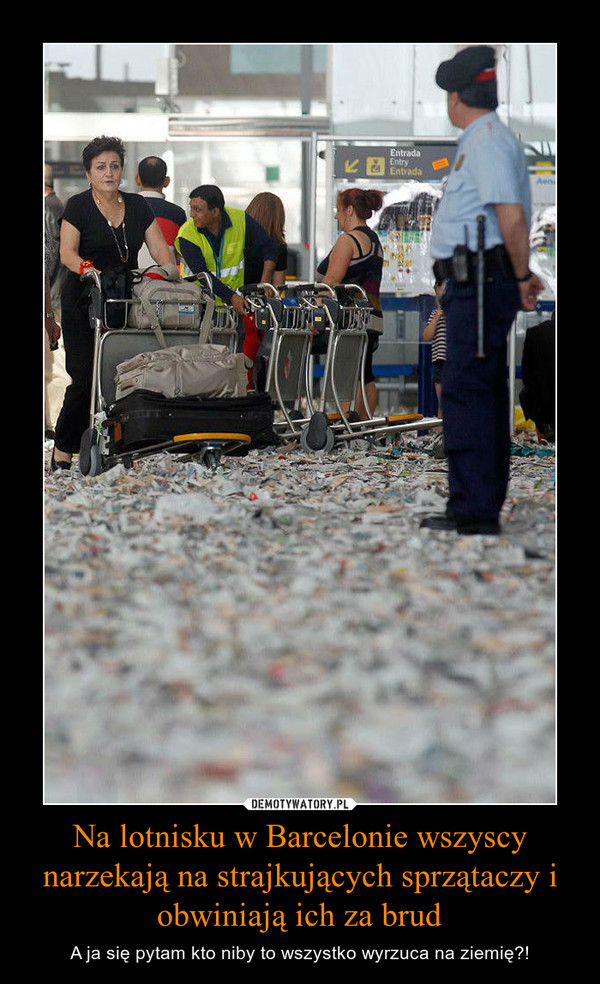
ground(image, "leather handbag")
xmin=80 ymin=265 xmax=133 ymax=329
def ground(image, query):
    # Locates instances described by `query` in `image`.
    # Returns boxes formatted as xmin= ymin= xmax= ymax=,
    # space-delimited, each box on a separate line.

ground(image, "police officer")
xmin=421 ymin=45 xmax=544 ymax=535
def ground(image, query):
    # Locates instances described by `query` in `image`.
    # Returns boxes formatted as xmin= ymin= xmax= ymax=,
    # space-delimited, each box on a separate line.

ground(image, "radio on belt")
xmin=451 ymin=225 xmax=470 ymax=283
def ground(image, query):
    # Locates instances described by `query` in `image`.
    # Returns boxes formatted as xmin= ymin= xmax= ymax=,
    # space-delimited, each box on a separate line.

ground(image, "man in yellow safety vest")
xmin=175 ymin=184 xmax=280 ymax=316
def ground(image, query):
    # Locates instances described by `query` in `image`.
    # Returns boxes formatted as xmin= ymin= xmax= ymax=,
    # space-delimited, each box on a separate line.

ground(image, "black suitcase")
xmin=106 ymin=390 xmax=280 ymax=454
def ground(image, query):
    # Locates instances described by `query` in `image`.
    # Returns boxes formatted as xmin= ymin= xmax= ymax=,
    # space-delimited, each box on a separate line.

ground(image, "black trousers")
xmin=441 ymin=276 xmax=520 ymax=522
xmin=53 ymin=306 xmax=95 ymax=454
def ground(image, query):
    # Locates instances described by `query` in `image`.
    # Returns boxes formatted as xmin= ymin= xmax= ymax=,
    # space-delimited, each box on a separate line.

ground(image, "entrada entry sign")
xmin=334 ymin=143 xmax=456 ymax=181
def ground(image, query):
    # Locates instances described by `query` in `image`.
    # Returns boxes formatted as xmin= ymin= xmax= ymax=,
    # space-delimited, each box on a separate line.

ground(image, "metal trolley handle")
xmin=240 ymin=283 xmax=282 ymax=313
xmin=182 ymin=270 xmax=214 ymax=295
xmin=80 ymin=268 xmax=102 ymax=290
xmin=334 ymin=282 xmax=369 ymax=303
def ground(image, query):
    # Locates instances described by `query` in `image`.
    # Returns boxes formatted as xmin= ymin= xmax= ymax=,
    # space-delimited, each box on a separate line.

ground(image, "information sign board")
xmin=334 ymin=143 xmax=456 ymax=181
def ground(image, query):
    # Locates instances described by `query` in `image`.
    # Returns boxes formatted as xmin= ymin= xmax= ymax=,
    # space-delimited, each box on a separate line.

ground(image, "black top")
xmin=317 ymin=225 xmax=383 ymax=318
xmin=244 ymin=239 xmax=287 ymax=286
xmin=519 ymin=315 xmax=555 ymax=426
xmin=60 ymin=190 xmax=155 ymax=310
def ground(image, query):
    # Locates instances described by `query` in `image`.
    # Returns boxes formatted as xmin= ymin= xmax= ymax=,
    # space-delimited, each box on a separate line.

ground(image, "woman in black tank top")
xmin=316 ymin=187 xmax=384 ymax=417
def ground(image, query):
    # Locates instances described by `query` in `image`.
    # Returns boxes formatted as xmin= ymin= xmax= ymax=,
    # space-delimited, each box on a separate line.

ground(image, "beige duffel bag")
xmin=126 ymin=265 xmax=215 ymax=345
xmin=115 ymin=343 xmax=251 ymax=401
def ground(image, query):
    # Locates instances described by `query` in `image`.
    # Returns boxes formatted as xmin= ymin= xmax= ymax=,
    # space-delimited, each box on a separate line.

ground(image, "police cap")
xmin=436 ymin=45 xmax=497 ymax=93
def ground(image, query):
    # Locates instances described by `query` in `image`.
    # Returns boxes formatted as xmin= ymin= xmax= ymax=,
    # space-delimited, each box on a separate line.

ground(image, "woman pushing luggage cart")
xmin=51 ymin=135 xmax=175 ymax=472
xmin=75 ymin=267 xmax=278 ymax=477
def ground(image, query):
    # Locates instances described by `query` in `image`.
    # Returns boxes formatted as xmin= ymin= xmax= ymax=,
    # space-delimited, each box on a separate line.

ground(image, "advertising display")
xmin=529 ymin=161 xmax=555 ymax=299
xmin=368 ymin=183 xmax=443 ymax=296
xmin=530 ymin=204 xmax=555 ymax=299
xmin=334 ymin=142 xmax=454 ymax=297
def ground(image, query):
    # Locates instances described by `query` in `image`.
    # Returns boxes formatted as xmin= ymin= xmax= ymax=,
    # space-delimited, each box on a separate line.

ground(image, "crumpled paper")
xmin=45 ymin=429 xmax=555 ymax=804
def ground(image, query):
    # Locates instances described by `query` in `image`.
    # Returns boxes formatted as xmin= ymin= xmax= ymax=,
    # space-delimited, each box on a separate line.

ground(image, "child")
xmin=423 ymin=279 xmax=447 ymax=417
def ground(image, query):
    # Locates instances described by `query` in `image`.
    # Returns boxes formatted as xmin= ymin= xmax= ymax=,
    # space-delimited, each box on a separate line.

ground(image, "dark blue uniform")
xmin=440 ymin=274 xmax=520 ymax=521
xmin=430 ymin=110 xmax=531 ymax=528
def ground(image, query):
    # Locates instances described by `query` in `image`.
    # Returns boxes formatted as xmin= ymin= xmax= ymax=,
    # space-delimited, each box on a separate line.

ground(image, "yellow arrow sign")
xmin=345 ymin=159 xmax=359 ymax=174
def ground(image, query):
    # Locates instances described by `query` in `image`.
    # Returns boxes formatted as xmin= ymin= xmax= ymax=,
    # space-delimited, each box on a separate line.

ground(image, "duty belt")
xmin=433 ymin=245 xmax=514 ymax=284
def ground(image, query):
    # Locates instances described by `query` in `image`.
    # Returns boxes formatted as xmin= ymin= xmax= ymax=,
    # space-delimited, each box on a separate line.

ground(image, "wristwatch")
xmin=45 ymin=312 xmax=55 ymax=319
xmin=515 ymin=270 xmax=533 ymax=282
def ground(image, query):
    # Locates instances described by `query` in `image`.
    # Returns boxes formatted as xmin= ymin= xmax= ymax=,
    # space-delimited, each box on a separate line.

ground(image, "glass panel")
xmin=172 ymin=139 xmax=304 ymax=245
xmin=44 ymin=43 xmax=171 ymax=113
xmin=44 ymin=42 xmax=168 ymax=80
xmin=175 ymin=44 xmax=326 ymax=105
xmin=44 ymin=139 xmax=173 ymax=204
xmin=44 ymin=43 xmax=326 ymax=113
xmin=44 ymin=136 xmax=319 ymax=278
xmin=230 ymin=44 xmax=327 ymax=74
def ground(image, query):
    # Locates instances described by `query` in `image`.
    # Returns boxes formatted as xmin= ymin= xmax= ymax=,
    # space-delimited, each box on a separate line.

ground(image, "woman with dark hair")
xmin=316 ymin=187 xmax=385 ymax=417
xmin=51 ymin=136 xmax=173 ymax=470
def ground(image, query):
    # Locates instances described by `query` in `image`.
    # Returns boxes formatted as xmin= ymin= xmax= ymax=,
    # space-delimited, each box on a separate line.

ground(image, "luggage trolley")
xmin=298 ymin=281 xmax=370 ymax=451
xmin=239 ymin=282 xmax=440 ymax=452
xmin=296 ymin=283 xmax=443 ymax=453
xmin=239 ymin=283 xmax=314 ymax=441
xmin=77 ymin=269 xmax=256 ymax=476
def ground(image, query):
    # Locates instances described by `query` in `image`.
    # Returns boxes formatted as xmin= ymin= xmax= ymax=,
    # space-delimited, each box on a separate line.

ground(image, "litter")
xmin=45 ymin=427 xmax=555 ymax=805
